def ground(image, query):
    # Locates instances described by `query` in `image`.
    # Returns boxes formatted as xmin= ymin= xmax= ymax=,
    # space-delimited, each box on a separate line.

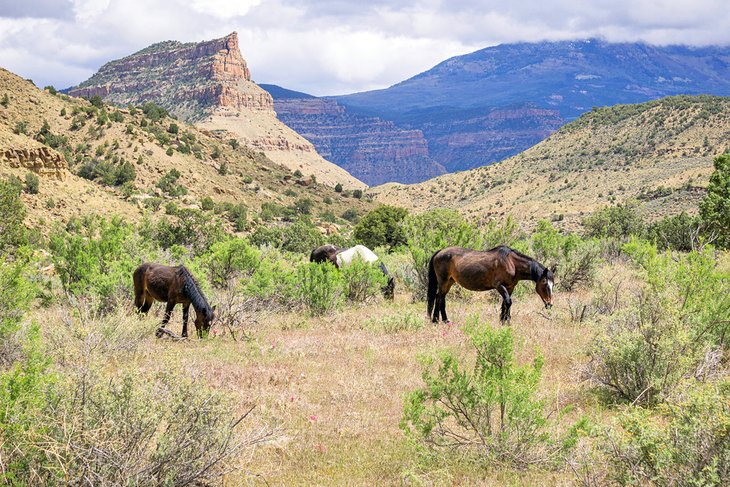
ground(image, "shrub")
xmin=402 ymin=318 xmax=576 ymax=468
xmin=341 ymin=208 xmax=358 ymax=223
xmin=24 ymin=172 xmax=39 ymax=194
xmin=248 ymin=220 xmax=324 ymax=254
xmin=226 ymin=202 xmax=248 ymax=231
xmin=295 ymin=261 xmax=344 ymax=315
xmin=530 ymin=220 xmax=601 ymax=291
xmin=144 ymin=209 xmax=226 ymax=255
xmin=291 ymin=197 xmax=313 ymax=215
xmin=340 ymin=257 xmax=388 ymax=302
xmin=366 ymin=310 xmax=424 ymax=333
xmin=582 ymin=201 xmax=644 ymax=240
xmin=198 ymin=238 xmax=260 ymax=288
xmin=699 ymin=153 xmax=730 ymax=248
xmin=0 ymin=178 xmax=28 ymax=253
xmin=157 ymin=169 xmax=187 ymax=196
xmin=115 ymin=160 xmax=136 ymax=185
xmin=14 ymin=120 xmax=28 ymax=135
xmin=352 ymin=189 xmax=363 ymax=199
xmin=334 ymin=183 xmax=343 ymax=193
xmin=353 ymin=205 xmax=408 ymax=250
xmin=88 ymin=95 xmax=104 ymax=108
xmin=647 ymin=211 xmax=705 ymax=251
xmin=241 ymin=252 xmax=298 ymax=308
xmin=0 ymin=257 xmax=36 ymax=345
xmin=600 ymin=380 xmax=730 ymax=485
xmin=0 ymin=93 xmax=8 ymax=107
xmin=167 ymin=122 xmax=179 ymax=134
xmin=141 ymin=101 xmax=168 ymax=121
xmin=49 ymin=216 xmax=152 ymax=311
xmin=228 ymin=138 xmax=239 ymax=149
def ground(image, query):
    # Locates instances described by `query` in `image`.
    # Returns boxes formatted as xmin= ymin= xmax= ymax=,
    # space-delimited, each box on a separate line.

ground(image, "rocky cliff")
xmin=68 ymin=33 xmax=364 ymax=188
xmin=267 ymin=93 xmax=445 ymax=185
xmin=1 ymin=146 xmax=68 ymax=180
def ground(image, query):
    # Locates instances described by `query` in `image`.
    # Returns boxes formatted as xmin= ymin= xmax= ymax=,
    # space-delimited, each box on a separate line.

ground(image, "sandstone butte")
xmin=69 ymin=32 xmax=365 ymax=189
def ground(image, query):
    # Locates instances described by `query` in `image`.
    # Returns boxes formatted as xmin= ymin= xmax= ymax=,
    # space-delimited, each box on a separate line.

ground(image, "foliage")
xmin=248 ymin=220 xmax=324 ymax=254
xmin=0 ymin=178 xmax=28 ymax=253
xmin=402 ymin=318 xmax=574 ymax=468
xmin=0 ymin=93 xmax=8 ymax=107
xmin=648 ymin=211 xmax=706 ymax=251
xmin=291 ymin=197 xmax=313 ymax=215
xmin=353 ymin=205 xmax=409 ymax=250
xmin=49 ymin=216 xmax=153 ymax=311
xmin=530 ymin=220 xmax=601 ymax=291
xmin=582 ymin=201 xmax=644 ymax=240
xmin=0 ymin=257 xmax=36 ymax=346
xmin=295 ymin=261 xmax=344 ymax=315
xmin=339 ymin=257 xmax=388 ymax=302
xmin=366 ymin=309 xmax=424 ymax=333
xmin=23 ymin=172 xmax=39 ymax=195
xmin=601 ymin=380 xmax=730 ymax=486
xmin=143 ymin=208 xmax=226 ymax=255
xmin=700 ymin=154 xmax=730 ymax=248
xmin=334 ymin=183 xmax=343 ymax=193
xmin=88 ymin=95 xmax=103 ymax=108
xmin=198 ymin=238 xmax=260 ymax=288
xmin=140 ymin=101 xmax=169 ymax=122
xmin=583 ymin=239 xmax=729 ymax=404
xmin=156 ymin=168 xmax=187 ymax=196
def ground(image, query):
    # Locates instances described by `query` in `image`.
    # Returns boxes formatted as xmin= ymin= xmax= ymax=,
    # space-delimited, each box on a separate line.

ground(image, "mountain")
xmin=368 ymin=95 xmax=730 ymax=229
xmin=261 ymin=85 xmax=445 ymax=185
xmin=0 ymin=67 xmax=374 ymax=227
xmin=68 ymin=33 xmax=364 ymax=189
xmin=330 ymin=39 xmax=730 ymax=174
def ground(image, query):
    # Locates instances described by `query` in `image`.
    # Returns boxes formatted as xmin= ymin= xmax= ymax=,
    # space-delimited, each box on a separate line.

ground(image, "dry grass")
xmin=27 ymin=262 xmax=632 ymax=486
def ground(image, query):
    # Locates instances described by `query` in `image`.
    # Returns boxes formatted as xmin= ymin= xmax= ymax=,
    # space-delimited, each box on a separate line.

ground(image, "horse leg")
xmin=439 ymin=281 xmax=453 ymax=323
xmin=161 ymin=301 xmax=175 ymax=326
xmin=431 ymin=293 xmax=441 ymax=323
xmin=497 ymin=284 xmax=512 ymax=323
xmin=139 ymin=294 xmax=153 ymax=314
xmin=182 ymin=304 xmax=190 ymax=338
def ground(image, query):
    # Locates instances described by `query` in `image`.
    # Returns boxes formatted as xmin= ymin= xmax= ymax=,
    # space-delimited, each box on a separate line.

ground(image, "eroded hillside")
xmin=370 ymin=95 xmax=730 ymax=229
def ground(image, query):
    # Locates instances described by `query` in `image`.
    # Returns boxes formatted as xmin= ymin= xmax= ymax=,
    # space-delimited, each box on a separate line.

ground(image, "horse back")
xmin=434 ymin=246 xmax=514 ymax=291
xmin=134 ymin=263 xmax=186 ymax=304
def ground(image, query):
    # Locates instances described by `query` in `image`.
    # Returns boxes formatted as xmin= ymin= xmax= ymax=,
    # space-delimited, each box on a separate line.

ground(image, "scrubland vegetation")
xmin=0 ymin=155 xmax=728 ymax=485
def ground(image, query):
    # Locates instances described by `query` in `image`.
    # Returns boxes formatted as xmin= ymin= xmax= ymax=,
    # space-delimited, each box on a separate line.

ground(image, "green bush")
xmin=0 ymin=257 xmax=36 ymax=346
xmin=24 ymin=172 xmax=39 ymax=195
xmin=353 ymin=205 xmax=408 ymax=250
xmin=340 ymin=257 xmax=388 ymax=302
xmin=582 ymin=201 xmax=645 ymax=240
xmin=648 ymin=211 xmax=705 ymax=251
xmin=366 ymin=310 xmax=423 ymax=333
xmin=583 ymin=239 xmax=729 ymax=404
xmin=700 ymin=154 xmax=730 ymax=248
xmin=530 ymin=220 xmax=601 ymax=291
xmin=198 ymin=238 xmax=260 ymax=288
xmin=402 ymin=318 xmax=576 ymax=468
xmin=601 ymin=380 xmax=730 ymax=485
xmin=49 ymin=216 xmax=153 ymax=311
xmin=156 ymin=169 xmax=187 ymax=196
xmin=0 ymin=178 xmax=28 ymax=253
xmin=295 ymin=261 xmax=344 ymax=315
xmin=241 ymin=251 xmax=298 ymax=308
xmin=248 ymin=220 xmax=324 ymax=254
xmin=144 ymin=208 xmax=226 ymax=255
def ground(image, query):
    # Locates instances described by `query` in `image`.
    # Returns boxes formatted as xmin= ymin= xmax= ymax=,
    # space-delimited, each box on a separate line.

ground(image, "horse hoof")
xmin=155 ymin=328 xmax=164 ymax=338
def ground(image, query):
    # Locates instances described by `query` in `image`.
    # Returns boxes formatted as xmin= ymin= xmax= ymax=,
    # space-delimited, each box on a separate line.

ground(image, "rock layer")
xmin=269 ymin=95 xmax=445 ymax=185
xmin=1 ymin=146 xmax=68 ymax=180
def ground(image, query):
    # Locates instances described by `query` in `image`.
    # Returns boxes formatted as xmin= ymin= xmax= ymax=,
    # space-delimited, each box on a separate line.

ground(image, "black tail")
xmin=426 ymin=251 xmax=439 ymax=316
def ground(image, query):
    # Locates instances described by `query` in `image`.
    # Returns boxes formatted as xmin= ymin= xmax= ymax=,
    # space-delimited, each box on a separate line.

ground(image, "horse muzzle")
xmin=544 ymin=302 xmax=553 ymax=309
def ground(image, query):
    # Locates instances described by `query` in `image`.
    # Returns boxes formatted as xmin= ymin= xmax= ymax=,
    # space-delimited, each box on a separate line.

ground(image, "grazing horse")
xmin=427 ymin=246 xmax=554 ymax=323
xmin=133 ymin=263 xmax=215 ymax=338
xmin=310 ymin=244 xmax=395 ymax=300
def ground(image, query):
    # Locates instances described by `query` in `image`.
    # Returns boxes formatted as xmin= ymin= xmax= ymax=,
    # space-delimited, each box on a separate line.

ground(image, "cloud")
xmin=1 ymin=0 xmax=729 ymax=95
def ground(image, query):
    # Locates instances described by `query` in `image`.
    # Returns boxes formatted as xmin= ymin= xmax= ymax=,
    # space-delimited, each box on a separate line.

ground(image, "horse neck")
xmin=180 ymin=268 xmax=210 ymax=313
xmin=512 ymin=253 xmax=542 ymax=282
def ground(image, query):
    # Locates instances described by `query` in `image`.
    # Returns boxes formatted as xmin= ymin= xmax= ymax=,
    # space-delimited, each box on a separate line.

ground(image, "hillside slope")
xmin=337 ymin=40 xmax=730 ymax=173
xmin=0 ymin=67 xmax=373 ymax=227
xmin=68 ymin=33 xmax=364 ymax=189
xmin=369 ymin=95 xmax=730 ymax=229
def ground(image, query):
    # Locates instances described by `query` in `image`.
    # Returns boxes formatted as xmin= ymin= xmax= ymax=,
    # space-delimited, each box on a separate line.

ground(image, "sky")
xmin=1 ymin=0 xmax=729 ymax=96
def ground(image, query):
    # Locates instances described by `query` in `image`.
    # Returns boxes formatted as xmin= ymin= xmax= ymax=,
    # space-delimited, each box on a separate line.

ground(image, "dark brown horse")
xmin=427 ymin=246 xmax=555 ymax=323
xmin=133 ymin=263 xmax=215 ymax=338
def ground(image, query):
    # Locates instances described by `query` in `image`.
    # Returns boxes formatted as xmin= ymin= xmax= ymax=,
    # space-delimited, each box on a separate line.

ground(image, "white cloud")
xmin=1 ymin=0 xmax=729 ymax=94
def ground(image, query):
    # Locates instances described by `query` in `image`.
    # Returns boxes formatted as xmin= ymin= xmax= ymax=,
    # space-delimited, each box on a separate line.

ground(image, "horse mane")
xmin=177 ymin=266 xmax=212 ymax=315
xmin=489 ymin=245 xmax=545 ymax=282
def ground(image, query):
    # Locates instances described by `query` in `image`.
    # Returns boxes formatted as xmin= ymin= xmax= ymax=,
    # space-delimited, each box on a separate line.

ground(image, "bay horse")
xmin=310 ymin=244 xmax=395 ymax=299
xmin=133 ymin=263 xmax=215 ymax=338
xmin=427 ymin=246 xmax=555 ymax=323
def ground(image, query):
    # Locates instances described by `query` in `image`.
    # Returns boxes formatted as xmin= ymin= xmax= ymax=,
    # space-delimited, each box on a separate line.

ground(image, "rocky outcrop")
xmin=68 ymin=33 xmax=365 ymax=188
xmin=69 ymin=32 xmax=273 ymax=120
xmin=1 ymin=146 xmax=68 ymax=180
xmin=270 ymin=96 xmax=445 ymax=185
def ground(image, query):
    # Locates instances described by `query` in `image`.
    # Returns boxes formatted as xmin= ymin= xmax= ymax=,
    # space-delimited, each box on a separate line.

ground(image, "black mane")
xmin=178 ymin=266 xmax=212 ymax=316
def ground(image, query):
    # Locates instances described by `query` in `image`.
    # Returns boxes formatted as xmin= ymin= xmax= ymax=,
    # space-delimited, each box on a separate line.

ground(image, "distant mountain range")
xmin=266 ymin=39 xmax=730 ymax=184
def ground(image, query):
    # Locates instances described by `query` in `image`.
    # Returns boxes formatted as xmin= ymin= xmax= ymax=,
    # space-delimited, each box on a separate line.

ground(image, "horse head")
xmin=194 ymin=305 xmax=216 ymax=337
xmin=535 ymin=266 xmax=555 ymax=309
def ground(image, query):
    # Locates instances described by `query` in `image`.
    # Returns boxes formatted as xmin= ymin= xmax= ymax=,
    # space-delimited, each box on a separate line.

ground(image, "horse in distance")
xmin=133 ymin=263 xmax=215 ymax=338
xmin=427 ymin=245 xmax=554 ymax=323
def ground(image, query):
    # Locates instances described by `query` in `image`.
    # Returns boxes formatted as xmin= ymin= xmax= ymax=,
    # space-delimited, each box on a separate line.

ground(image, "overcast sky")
xmin=1 ymin=0 xmax=729 ymax=96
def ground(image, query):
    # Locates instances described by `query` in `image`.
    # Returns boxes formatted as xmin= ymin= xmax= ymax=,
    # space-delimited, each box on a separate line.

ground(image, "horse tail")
xmin=133 ymin=263 xmax=148 ymax=310
xmin=427 ymin=251 xmax=439 ymax=316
